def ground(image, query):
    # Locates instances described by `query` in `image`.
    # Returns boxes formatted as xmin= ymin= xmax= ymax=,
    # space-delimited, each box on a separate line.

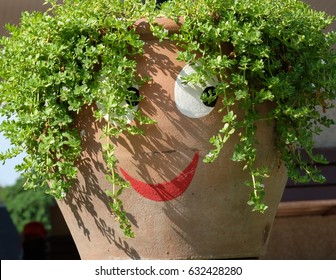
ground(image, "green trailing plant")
xmin=0 ymin=0 xmax=335 ymax=237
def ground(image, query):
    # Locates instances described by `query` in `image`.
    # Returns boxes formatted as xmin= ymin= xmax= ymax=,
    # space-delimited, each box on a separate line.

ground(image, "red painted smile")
xmin=119 ymin=152 xmax=199 ymax=201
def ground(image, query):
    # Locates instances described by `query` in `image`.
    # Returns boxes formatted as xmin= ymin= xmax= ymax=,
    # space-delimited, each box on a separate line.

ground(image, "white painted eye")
xmin=175 ymin=64 xmax=218 ymax=118
xmin=96 ymin=81 xmax=139 ymax=124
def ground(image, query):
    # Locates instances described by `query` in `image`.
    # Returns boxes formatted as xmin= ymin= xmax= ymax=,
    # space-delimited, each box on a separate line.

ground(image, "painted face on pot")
xmin=112 ymin=40 xmax=224 ymax=202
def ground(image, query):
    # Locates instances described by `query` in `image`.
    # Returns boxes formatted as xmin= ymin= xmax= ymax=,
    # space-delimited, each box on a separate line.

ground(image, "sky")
xmin=0 ymin=116 xmax=25 ymax=187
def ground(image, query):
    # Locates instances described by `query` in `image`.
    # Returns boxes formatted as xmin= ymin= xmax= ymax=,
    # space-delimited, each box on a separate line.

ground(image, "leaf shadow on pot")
xmin=59 ymin=105 xmax=140 ymax=259
xmin=138 ymin=41 xmax=181 ymax=80
xmin=110 ymin=40 xmax=246 ymax=258
xmin=114 ymin=39 xmax=225 ymax=186
xmin=157 ymin=109 xmax=286 ymax=259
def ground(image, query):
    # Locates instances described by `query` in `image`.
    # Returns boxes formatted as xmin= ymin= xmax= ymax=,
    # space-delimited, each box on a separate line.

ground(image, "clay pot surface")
xmin=57 ymin=18 xmax=287 ymax=259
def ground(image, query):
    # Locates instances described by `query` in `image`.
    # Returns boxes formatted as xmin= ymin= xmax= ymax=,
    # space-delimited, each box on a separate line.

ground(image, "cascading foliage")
xmin=1 ymin=0 xmax=335 ymax=237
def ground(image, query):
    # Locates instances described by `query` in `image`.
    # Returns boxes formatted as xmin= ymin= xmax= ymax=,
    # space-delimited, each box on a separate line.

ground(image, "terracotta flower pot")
xmin=57 ymin=18 xmax=287 ymax=259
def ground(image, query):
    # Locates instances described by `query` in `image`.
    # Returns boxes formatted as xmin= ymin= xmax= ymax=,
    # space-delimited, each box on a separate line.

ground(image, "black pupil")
xmin=201 ymin=86 xmax=217 ymax=108
xmin=126 ymin=87 xmax=140 ymax=107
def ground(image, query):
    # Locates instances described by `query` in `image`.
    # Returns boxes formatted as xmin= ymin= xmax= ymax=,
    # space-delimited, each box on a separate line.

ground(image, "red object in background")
xmin=22 ymin=222 xmax=47 ymax=238
xmin=22 ymin=222 xmax=48 ymax=260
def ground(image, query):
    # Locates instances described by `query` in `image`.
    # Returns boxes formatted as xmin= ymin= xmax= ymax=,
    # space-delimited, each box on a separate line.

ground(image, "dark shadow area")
xmin=47 ymin=235 xmax=80 ymax=260
xmin=0 ymin=204 xmax=21 ymax=259
xmin=21 ymin=221 xmax=48 ymax=260
xmin=282 ymin=147 xmax=336 ymax=202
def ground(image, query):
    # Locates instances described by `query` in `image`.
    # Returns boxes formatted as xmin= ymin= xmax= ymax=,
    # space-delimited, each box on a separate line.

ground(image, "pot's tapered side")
xmin=56 ymin=18 xmax=287 ymax=259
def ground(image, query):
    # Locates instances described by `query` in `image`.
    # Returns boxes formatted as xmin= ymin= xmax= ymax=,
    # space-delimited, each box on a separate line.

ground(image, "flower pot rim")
xmin=134 ymin=16 xmax=184 ymax=38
